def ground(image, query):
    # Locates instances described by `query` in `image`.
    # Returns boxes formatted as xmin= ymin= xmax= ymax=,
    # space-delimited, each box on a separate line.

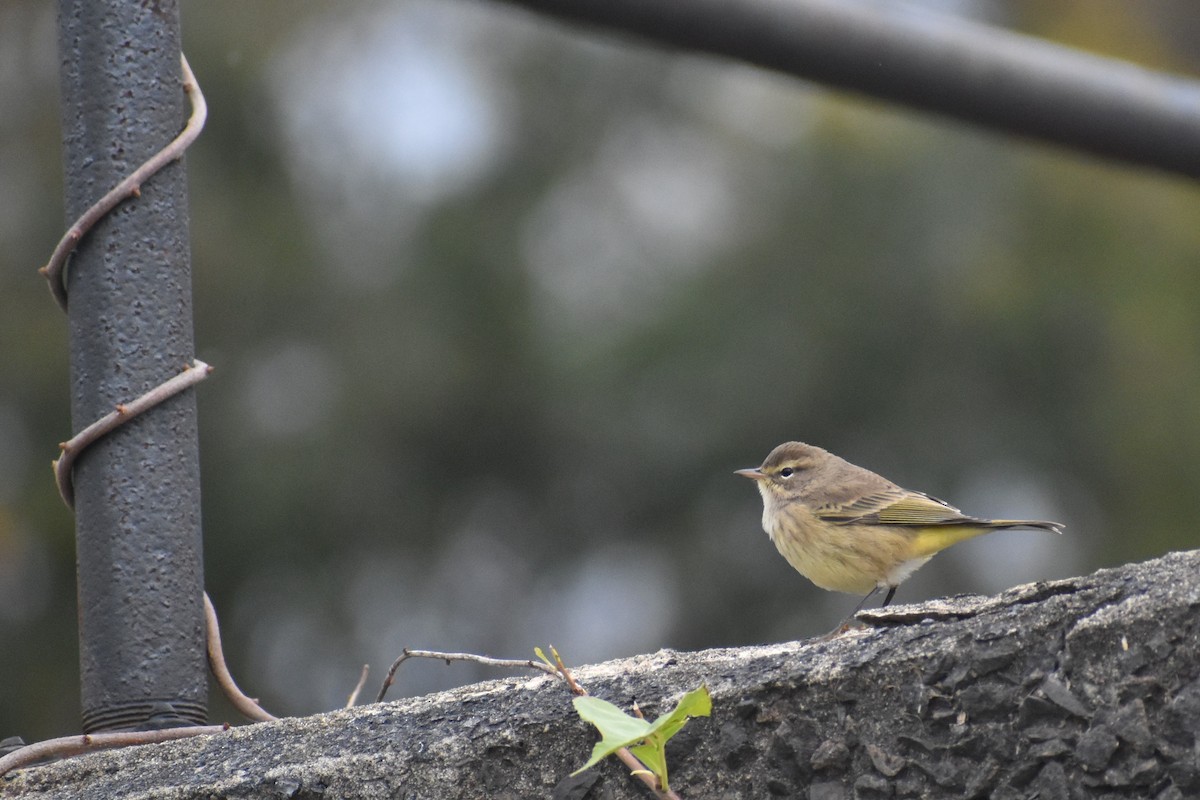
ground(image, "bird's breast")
xmin=764 ymin=503 xmax=920 ymax=595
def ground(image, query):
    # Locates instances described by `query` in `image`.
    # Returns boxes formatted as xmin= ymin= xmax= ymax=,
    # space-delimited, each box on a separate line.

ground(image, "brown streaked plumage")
xmin=737 ymin=442 xmax=1063 ymax=610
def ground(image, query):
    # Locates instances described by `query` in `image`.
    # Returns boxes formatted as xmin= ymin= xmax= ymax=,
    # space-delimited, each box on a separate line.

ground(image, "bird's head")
xmin=735 ymin=441 xmax=827 ymax=503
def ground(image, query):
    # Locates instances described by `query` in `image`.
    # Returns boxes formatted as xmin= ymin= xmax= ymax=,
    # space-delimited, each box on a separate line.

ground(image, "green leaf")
xmin=636 ymin=686 xmax=712 ymax=790
xmin=570 ymin=696 xmax=652 ymax=774
xmin=629 ymin=739 xmax=668 ymax=784
xmin=647 ymin=685 xmax=712 ymax=742
xmin=569 ymin=686 xmax=712 ymax=791
xmin=533 ymin=647 xmax=555 ymax=671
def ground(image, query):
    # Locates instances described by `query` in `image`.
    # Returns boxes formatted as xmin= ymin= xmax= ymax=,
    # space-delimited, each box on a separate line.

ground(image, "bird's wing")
xmin=816 ymin=488 xmax=972 ymax=526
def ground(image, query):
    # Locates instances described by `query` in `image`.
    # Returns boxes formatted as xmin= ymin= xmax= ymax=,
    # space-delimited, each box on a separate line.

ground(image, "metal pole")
xmin=57 ymin=0 xmax=207 ymax=732
xmin=500 ymin=0 xmax=1200 ymax=180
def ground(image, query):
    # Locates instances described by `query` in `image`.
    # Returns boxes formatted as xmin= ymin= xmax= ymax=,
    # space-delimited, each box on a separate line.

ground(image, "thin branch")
xmin=377 ymin=647 xmax=682 ymax=800
xmin=615 ymin=747 xmax=683 ymax=800
xmin=53 ymin=359 xmax=213 ymax=509
xmin=376 ymin=649 xmax=557 ymax=704
xmin=40 ymin=52 xmax=208 ymax=310
xmin=204 ymin=592 xmax=277 ymax=722
xmin=546 ymin=645 xmax=586 ymax=696
xmin=0 ymin=725 xmax=228 ymax=778
xmin=346 ymin=665 xmax=370 ymax=708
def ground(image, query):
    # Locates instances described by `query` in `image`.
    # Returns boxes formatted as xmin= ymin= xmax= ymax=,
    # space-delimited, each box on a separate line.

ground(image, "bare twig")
xmin=346 ymin=665 xmax=370 ymax=708
xmin=376 ymin=648 xmax=557 ymax=704
xmin=546 ymin=646 xmax=586 ymax=696
xmin=204 ymin=592 xmax=277 ymax=722
xmin=377 ymin=647 xmax=682 ymax=799
xmin=0 ymin=725 xmax=228 ymax=778
xmin=53 ymin=359 xmax=213 ymax=509
xmin=40 ymin=53 xmax=207 ymax=311
xmin=614 ymin=744 xmax=682 ymax=800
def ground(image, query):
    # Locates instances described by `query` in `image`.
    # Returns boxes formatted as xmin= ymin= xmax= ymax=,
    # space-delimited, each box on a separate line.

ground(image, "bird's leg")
xmin=813 ymin=587 xmax=881 ymax=641
xmin=881 ymin=586 xmax=897 ymax=607
xmin=850 ymin=586 xmax=881 ymax=617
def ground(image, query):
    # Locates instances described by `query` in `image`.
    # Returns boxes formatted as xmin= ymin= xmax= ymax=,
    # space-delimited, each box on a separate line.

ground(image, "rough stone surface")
xmin=4 ymin=550 xmax=1198 ymax=799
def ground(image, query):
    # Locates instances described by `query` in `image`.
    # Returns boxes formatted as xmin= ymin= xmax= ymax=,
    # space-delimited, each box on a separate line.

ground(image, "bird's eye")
xmin=779 ymin=467 xmax=794 ymax=478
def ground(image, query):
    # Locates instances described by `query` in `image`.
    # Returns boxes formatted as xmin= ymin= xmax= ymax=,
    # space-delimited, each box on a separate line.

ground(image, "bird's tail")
xmin=907 ymin=518 xmax=1064 ymax=559
xmin=987 ymin=519 xmax=1065 ymax=535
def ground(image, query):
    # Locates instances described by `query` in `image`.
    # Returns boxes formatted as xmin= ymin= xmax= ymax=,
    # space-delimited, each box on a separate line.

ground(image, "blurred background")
xmin=3 ymin=0 xmax=1200 ymax=739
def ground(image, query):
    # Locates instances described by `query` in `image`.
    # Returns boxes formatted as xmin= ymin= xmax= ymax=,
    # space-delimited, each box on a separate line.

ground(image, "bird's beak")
xmin=734 ymin=467 xmax=765 ymax=481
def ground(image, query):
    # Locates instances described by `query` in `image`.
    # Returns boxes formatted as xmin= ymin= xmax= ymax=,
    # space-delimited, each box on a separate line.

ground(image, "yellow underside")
xmin=766 ymin=506 xmax=990 ymax=595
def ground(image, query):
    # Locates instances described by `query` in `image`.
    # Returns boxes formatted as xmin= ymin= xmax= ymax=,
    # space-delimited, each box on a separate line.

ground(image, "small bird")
xmin=737 ymin=441 xmax=1063 ymax=613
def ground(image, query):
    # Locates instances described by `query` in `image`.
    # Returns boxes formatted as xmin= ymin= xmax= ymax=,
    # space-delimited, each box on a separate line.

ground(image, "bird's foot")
xmin=811 ymin=617 xmax=869 ymax=642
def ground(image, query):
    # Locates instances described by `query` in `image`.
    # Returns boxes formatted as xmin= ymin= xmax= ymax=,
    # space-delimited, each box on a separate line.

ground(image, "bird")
xmin=736 ymin=441 xmax=1063 ymax=614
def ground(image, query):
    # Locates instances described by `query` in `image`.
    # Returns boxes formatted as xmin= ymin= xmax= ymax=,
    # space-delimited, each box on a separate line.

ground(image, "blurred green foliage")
xmin=1 ymin=0 xmax=1198 ymax=740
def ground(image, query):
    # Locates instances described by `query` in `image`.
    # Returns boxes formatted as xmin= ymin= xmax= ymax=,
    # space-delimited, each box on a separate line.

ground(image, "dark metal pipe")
xmin=57 ymin=0 xmax=207 ymax=732
xmin=500 ymin=0 xmax=1200 ymax=180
